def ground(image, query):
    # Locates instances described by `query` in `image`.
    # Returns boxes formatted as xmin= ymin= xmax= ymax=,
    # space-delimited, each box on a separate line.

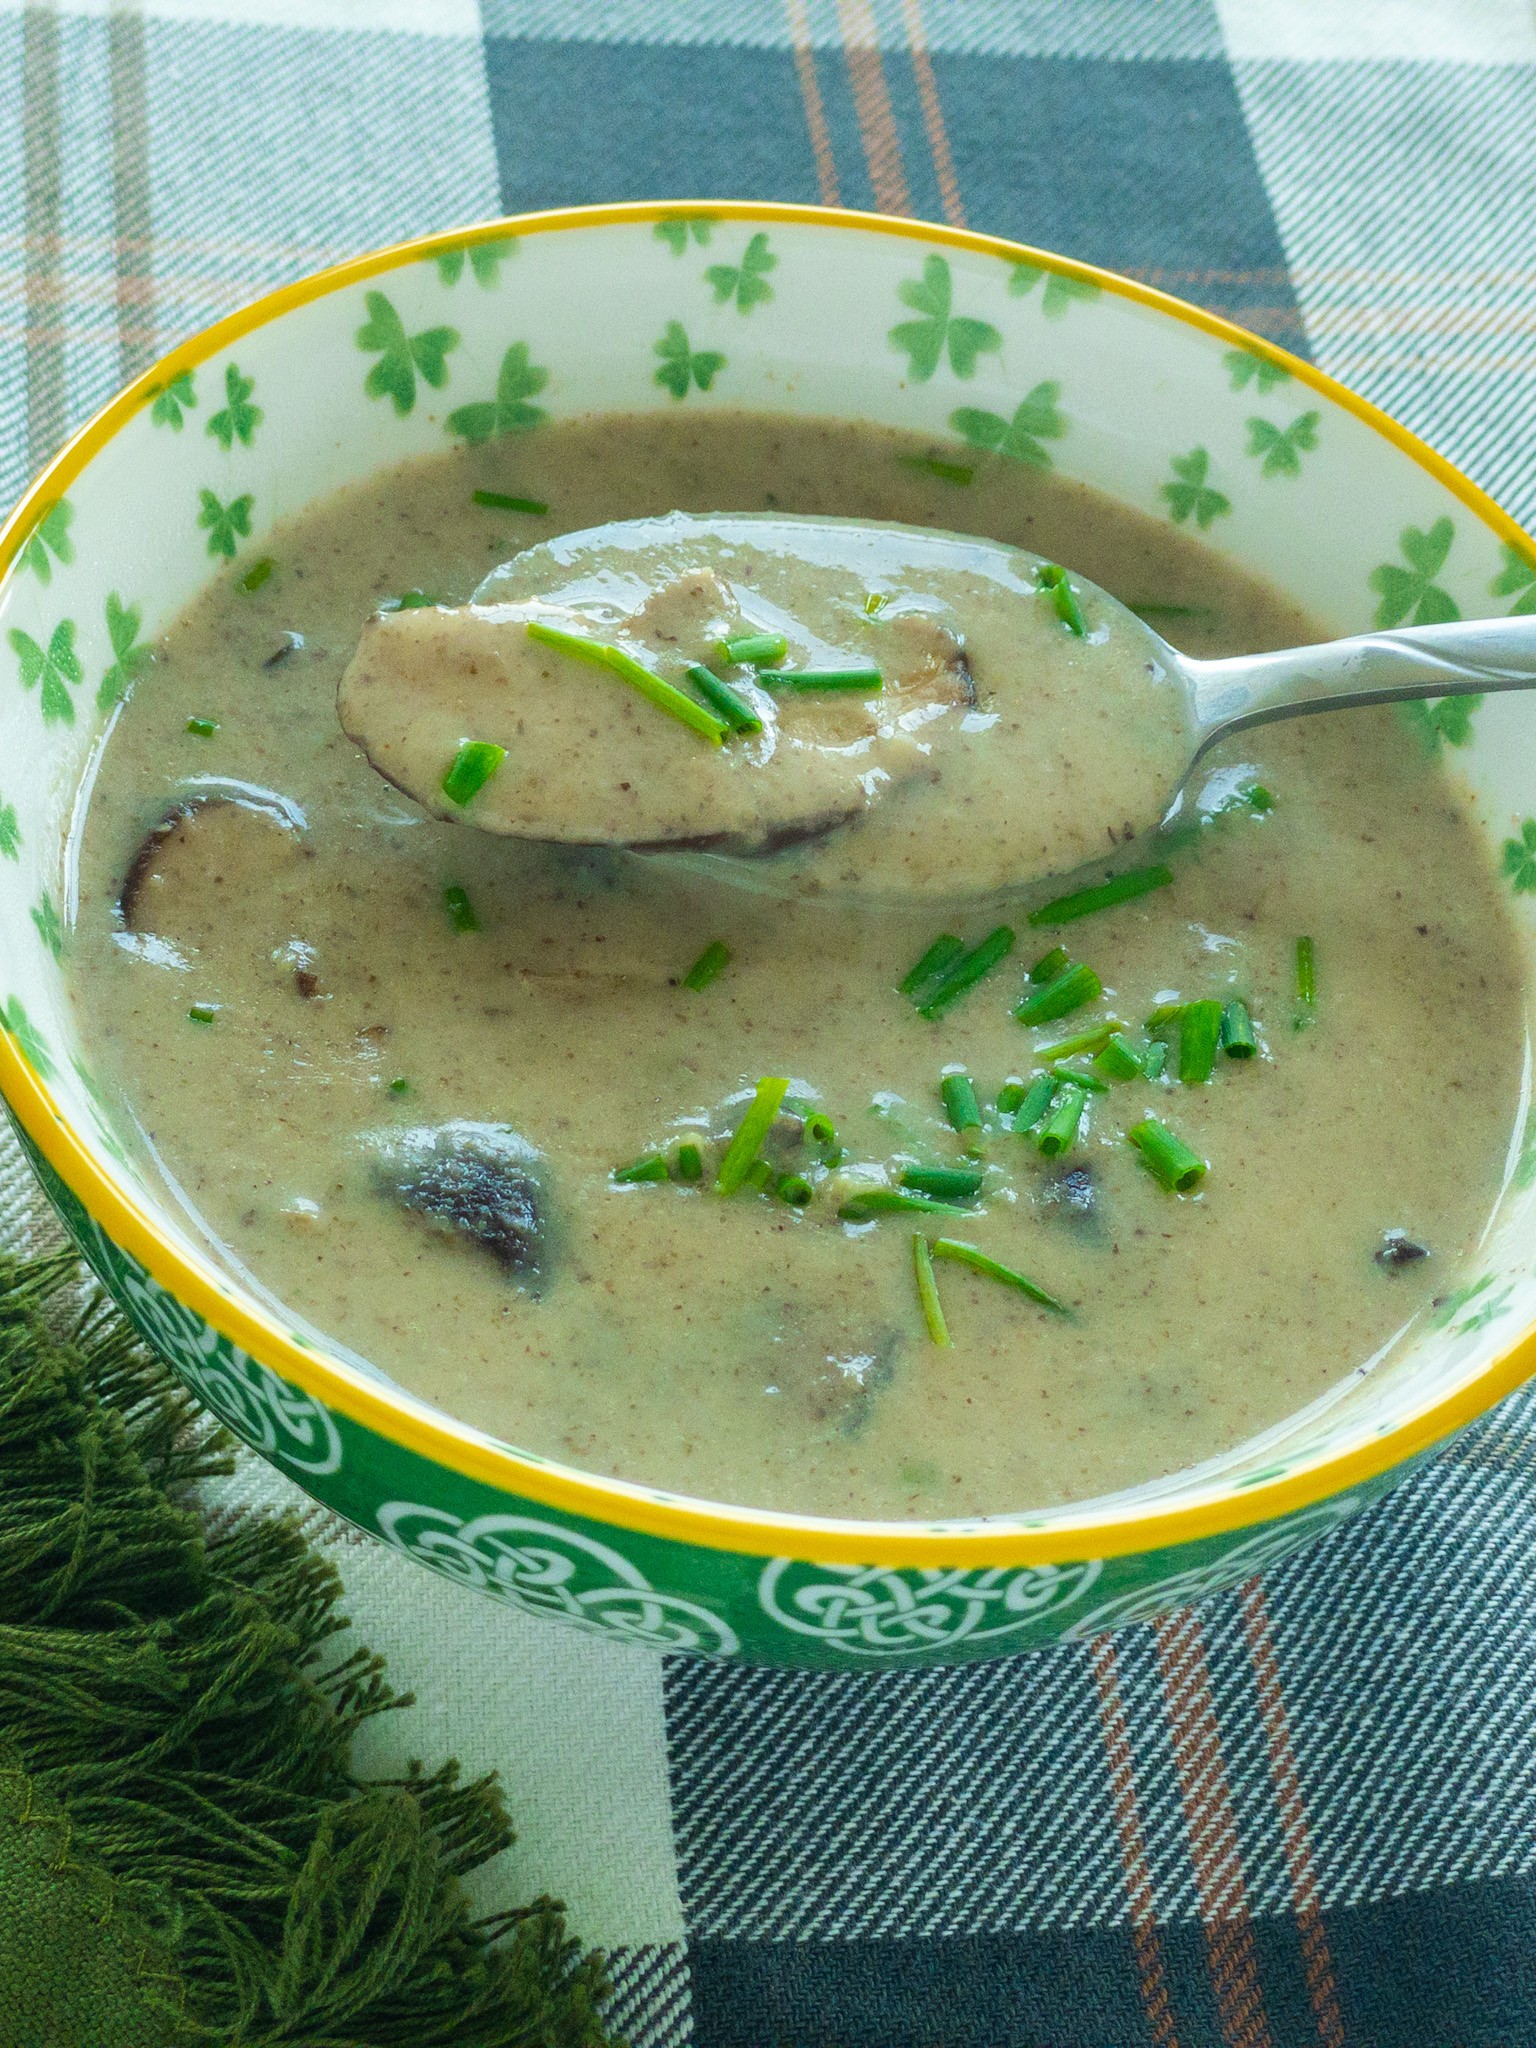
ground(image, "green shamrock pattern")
xmin=207 ymin=363 xmax=262 ymax=450
xmin=890 ymin=255 xmax=1002 ymax=382
xmin=357 ymin=293 xmax=460 ymax=416
xmin=0 ymin=996 xmax=54 ymax=1081
xmin=0 ymin=800 xmax=18 ymax=861
xmin=1162 ymin=448 xmax=1230 ymax=530
xmin=98 ymin=592 xmax=153 ymax=710
xmin=653 ymin=322 xmax=724 ymax=400
xmin=1502 ymin=819 xmax=1536 ymax=894
xmin=149 ymin=370 xmax=196 ymax=430
xmin=1432 ymin=1274 xmax=1514 ymax=1336
xmin=1008 ymin=262 xmax=1100 ymax=317
xmin=198 ymin=489 xmax=254 ymax=560
xmin=447 ymin=343 xmax=549 ymax=443
xmin=706 ymin=232 xmax=777 ymax=314
xmin=1492 ymin=543 xmax=1536 ymax=614
xmin=30 ymin=890 xmax=62 ymax=959
xmin=435 ymin=240 xmax=515 ymax=287
xmin=11 ymin=619 xmax=82 ymax=725
xmin=1370 ymin=518 xmax=1460 ymax=627
xmin=1225 ymin=347 xmax=1291 ymax=394
xmin=1246 ymin=410 xmax=1319 ymax=479
xmin=1401 ymin=697 xmax=1480 ymax=751
xmin=950 ymin=382 xmax=1065 ymax=469
xmin=20 ymin=500 xmax=74 ymax=584
xmin=655 ymin=215 xmax=715 ymax=255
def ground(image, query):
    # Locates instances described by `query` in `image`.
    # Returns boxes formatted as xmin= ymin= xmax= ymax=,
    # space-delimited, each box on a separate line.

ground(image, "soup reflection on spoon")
xmin=337 ymin=509 xmax=1536 ymax=903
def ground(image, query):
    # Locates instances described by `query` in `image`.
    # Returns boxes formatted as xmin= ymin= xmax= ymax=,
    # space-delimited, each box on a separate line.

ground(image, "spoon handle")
xmin=1186 ymin=613 xmax=1536 ymax=762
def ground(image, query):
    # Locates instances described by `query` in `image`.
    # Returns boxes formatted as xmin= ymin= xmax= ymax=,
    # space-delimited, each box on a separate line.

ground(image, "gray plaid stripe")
xmin=601 ymin=1944 xmax=694 ymax=2048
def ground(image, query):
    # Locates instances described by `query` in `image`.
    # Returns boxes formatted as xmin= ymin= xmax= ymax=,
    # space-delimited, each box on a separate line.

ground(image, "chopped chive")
xmin=1052 ymin=1060 xmax=1109 ymax=1095
xmin=1029 ymin=864 xmax=1175 ymax=928
xmin=443 ymin=883 xmax=479 ymax=933
xmin=777 ymin=1172 xmax=815 ymax=1207
xmin=185 ymin=717 xmax=218 ymax=737
xmin=240 ymin=557 xmax=273 ymax=592
xmin=900 ymin=933 xmax=965 ymax=1002
xmin=526 ymin=620 xmax=729 ymax=745
xmin=865 ymin=591 xmax=889 ymax=616
xmin=996 ymin=1079 xmax=1028 ymax=1116
xmin=1128 ymin=1116 xmax=1207 ymax=1193
xmin=1037 ymin=562 xmax=1087 ymax=636
xmin=1037 ymin=1083 xmax=1087 ymax=1158
xmin=899 ymin=453 xmax=974 ymax=486
xmin=744 ymin=1158 xmax=776 ymax=1193
xmin=1177 ymin=999 xmax=1224 ymax=1085
xmin=1092 ymin=1032 xmax=1145 ymax=1082
xmin=757 ymin=667 xmax=884 ymax=693
xmin=1012 ymin=1074 xmax=1058 ymax=1133
xmin=1294 ymin=936 xmax=1317 ymax=1030
xmin=441 ymin=739 xmax=506 ymax=807
xmin=716 ymin=1076 xmax=791 ymax=1195
xmin=1125 ymin=601 xmax=1213 ymax=621
xmin=912 ymin=1234 xmax=952 ymax=1346
xmin=613 ymin=1154 xmax=669 ymax=1185
xmin=388 ymin=1076 xmax=411 ymax=1094
xmin=940 ymin=1073 xmax=982 ymax=1137
xmin=1145 ymin=1001 xmax=1186 ymax=1034
xmin=673 ymin=1142 xmax=705 ymax=1182
xmin=1032 ymin=1019 xmax=1126 ymax=1063
xmin=917 ymin=926 xmax=1017 ymax=1020
xmin=902 ymin=1164 xmax=983 ymax=1201
xmin=1143 ymin=1039 xmax=1169 ymax=1080
xmin=802 ymin=1109 xmax=837 ymax=1152
xmin=384 ymin=589 xmax=445 ymax=612
xmin=1221 ymin=1000 xmax=1258 ymax=1059
xmin=1247 ymin=785 xmax=1275 ymax=813
xmin=685 ymin=663 xmax=763 ymax=734
xmin=932 ymin=1239 xmax=1069 ymax=1315
xmin=838 ymin=1188 xmax=971 ymax=1222
xmin=1029 ymin=945 xmax=1070 ymax=983
xmin=187 ymin=1003 xmax=219 ymax=1025
xmin=682 ymin=939 xmax=731 ymax=991
xmin=717 ymin=631 xmax=788 ymax=668
xmin=1015 ymin=961 xmax=1102 ymax=1026
xmin=472 ymin=489 xmax=548 ymax=515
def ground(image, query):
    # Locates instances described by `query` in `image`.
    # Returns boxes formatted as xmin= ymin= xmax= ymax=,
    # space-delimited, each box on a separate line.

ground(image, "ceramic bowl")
xmin=4 ymin=202 xmax=1535 ymax=1668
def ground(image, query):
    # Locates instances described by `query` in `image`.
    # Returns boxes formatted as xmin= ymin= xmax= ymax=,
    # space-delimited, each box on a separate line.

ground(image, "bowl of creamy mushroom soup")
xmin=4 ymin=202 xmax=1536 ymax=1667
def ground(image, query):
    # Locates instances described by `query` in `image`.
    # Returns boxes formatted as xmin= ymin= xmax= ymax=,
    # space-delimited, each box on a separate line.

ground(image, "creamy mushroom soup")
xmin=65 ymin=412 xmax=1524 ymax=1519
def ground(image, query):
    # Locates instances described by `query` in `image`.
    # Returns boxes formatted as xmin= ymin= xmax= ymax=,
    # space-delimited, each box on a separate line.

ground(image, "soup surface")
xmin=67 ymin=411 xmax=1524 ymax=1519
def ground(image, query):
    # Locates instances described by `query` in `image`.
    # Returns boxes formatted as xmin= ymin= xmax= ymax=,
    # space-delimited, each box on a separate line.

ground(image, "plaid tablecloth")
xmin=5 ymin=5 xmax=1536 ymax=2043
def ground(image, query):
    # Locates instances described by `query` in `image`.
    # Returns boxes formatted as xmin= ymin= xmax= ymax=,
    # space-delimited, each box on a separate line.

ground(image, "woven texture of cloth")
xmin=5 ymin=5 xmax=1536 ymax=2043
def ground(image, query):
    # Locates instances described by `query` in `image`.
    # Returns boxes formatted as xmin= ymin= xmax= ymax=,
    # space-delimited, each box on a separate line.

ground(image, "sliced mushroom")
xmin=364 ymin=1121 xmax=547 ymax=1286
xmin=118 ymin=785 xmax=311 ymax=954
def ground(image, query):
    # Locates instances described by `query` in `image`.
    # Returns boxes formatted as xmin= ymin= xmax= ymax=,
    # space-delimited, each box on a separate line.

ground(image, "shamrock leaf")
xmin=207 ymin=362 xmax=262 ymax=449
xmin=1161 ymin=447 xmax=1230 ymax=530
xmin=1008 ymin=262 xmax=1101 ymax=317
xmin=1245 ymin=410 xmax=1319 ymax=479
xmin=706 ymin=231 xmax=777 ymax=314
xmin=1502 ymin=818 xmax=1536 ymax=893
xmin=70 ymin=1058 xmax=130 ymax=1164
xmin=1369 ymin=517 xmax=1459 ymax=629
xmin=1492 ymin=543 xmax=1536 ymax=615
xmin=357 ymin=292 xmax=461 ymax=417
xmin=0 ymin=996 xmax=55 ymax=1080
xmin=436 ymin=239 xmax=515 ymax=286
xmin=30 ymin=889 xmax=62 ymax=959
xmin=446 ymin=342 xmax=551 ymax=443
xmin=652 ymin=322 xmax=726 ymax=401
xmin=1400 ymin=695 xmax=1480 ymax=752
xmin=11 ymin=618 xmax=82 ymax=725
xmin=890 ymin=255 xmax=1002 ymax=382
xmin=0 ymin=801 xmax=18 ymax=861
xmin=19 ymin=500 xmax=74 ymax=584
xmin=1225 ymin=348 xmax=1290 ymax=394
xmin=98 ymin=591 xmax=153 ymax=710
xmin=198 ymin=489 xmax=254 ymax=560
xmin=149 ymin=370 xmax=196 ymax=429
xmin=1433 ymin=1274 xmax=1513 ymax=1335
xmin=655 ymin=215 xmax=715 ymax=255
xmin=950 ymin=381 xmax=1065 ymax=469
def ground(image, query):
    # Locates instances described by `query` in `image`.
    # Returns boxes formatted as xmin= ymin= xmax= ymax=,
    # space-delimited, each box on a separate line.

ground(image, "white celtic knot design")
xmin=377 ymin=1505 xmax=740 ymax=1657
xmin=757 ymin=1557 xmax=1103 ymax=1656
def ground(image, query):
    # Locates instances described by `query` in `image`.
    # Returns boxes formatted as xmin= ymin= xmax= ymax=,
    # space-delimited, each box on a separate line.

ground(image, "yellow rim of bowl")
xmin=3 ymin=198 xmax=1536 ymax=1570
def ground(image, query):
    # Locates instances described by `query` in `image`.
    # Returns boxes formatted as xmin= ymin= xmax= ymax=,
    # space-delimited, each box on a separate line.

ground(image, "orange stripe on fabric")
xmin=782 ymin=0 xmax=841 ymax=208
xmin=834 ymin=0 xmax=912 ymax=216
xmin=897 ymin=0 xmax=965 ymax=227
xmin=1240 ymin=1583 xmax=1346 ymax=2048
xmin=1089 ymin=1636 xmax=1182 ymax=2048
xmin=1155 ymin=1611 xmax=1274 ymax=2048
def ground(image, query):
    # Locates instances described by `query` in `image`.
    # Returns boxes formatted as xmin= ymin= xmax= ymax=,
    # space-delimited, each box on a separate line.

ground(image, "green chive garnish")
xmin=526 ymin=620 xmax=729 ymax=745
xmin=744 ymin=1158 xmax=776 ymax=1193
xmin=674 ymin=1142 xmax=705 ymax=1182
xmin=240 ymin=557 xmax=273 ymax=592
xmin=912 ymin=1234 xmax=952 ymax=1346
xmin=685 ymin=663 xmax=763 ymax=735
xmin=777 ymin=1172 xmax=814 ymax=1207
xmin=865 ymin=591 xmax=889 ymax=616
xmin=900 ymin=934 xmax=965 ymax=1002
xmin=1037 ymin=562 xmax=1087 ymax=636
xmin=1294 ymin=936 xmax=1317 ymax=1030
xmin=932 ymin=1238 xmax=1069 ymax=1315
xmin=996 ymin=1080 xmax=1027 ymax=1116
xmin=1015 ymin=961 xmax=1102 ymax=1025
xmin=613 ymin=1154 xmax=669 ymax=1185
xmin=1029 ymin=945 xmax=1070 ymax=983
xmin=1177 ymin=999 xmax=1224 ymax=1085
xmin=389 ymin=1076 xmax=410 ymax=1094
xmin=1052 ymin=1060 xmax=1109 ymax=1095
xmin=917 ymin=926 xmax=1016 ymax=1020
xmin=1012 ymin=1074 xmax=1058 ymax=1132
xmin=1145 ymin=1002 xmax=1186 ymax=1035
xmin=838 ymin=1188 xmax=971 ymax=1222
xmin=185 ymin=717 xmax=218 ymax=737
xmin=1128 ymin=1116 xmax=1207 ymax=1193
xmin=798 ymin=1108 xmax=837 ymax=1152
xmin=901 ymin=1165 xmax=983 ymax=1201
xmin=940 ymin=1073 xmax=982 ymax=1136
xmin=1028 ymin=864 xmax=1175 ymax=928
xmin=1092 ymin=1032 xmax=1145 ymax=1081
xmin=1032 ymin=1019 xmax=1126 ymax=1063
xmin=1037 ymin=1083 xmax=1087 ymax=1158
xmin=443 ymin=884 xmax=479 ymax=933
xmin=441 ymin=739 xmax=506 ymax=807
xmin=758 ymin=668 xmax=883 ymax=692
xmin=899 ymin=454 xmax=974 ymax=486
xmin=472 ymin=489 xmax=548 ymax=515
xmin=716 ymin=1076 xmax=791 ymax=1195
xmin=384 ymin=590 xmax=445 ymax=612
xmin=1143 ymin=1039 xmax=1169 ymax=1080
xmin=1247 ymin=785 xmax=1275 ymax=813
xmin=188 ymin=1003 xmax=219 ymax=1025
xmin=682 ymin=940 xmax=731 ymax=991
xmin=1220 ymin=1000 xmax=1258 ymax=1059
xmin=718 ymin=632 xmax=788 ymax=668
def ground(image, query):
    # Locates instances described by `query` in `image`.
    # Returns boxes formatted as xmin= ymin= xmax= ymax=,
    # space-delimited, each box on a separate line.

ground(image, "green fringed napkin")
xmin=0 ymin=1251 xmax=617 ymax=2048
